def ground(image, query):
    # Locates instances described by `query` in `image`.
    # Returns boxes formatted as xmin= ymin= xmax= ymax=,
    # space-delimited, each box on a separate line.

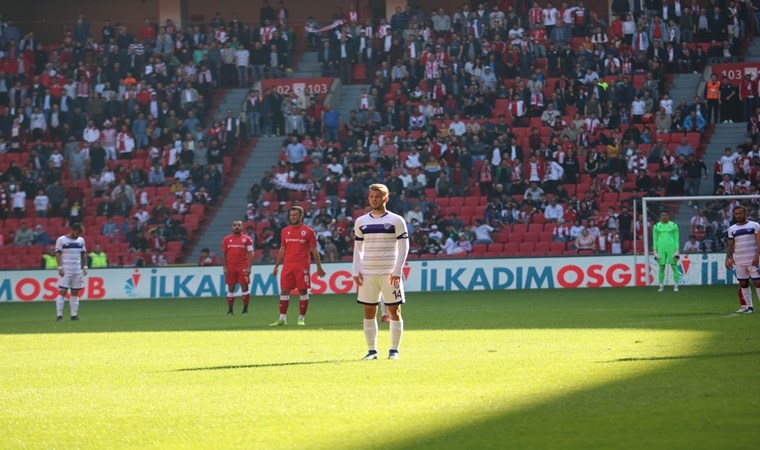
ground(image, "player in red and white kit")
xmin=271 ymin=206 xmax=325 ymax=326
xmin=221 ymin=220 xmax=255 ymax=315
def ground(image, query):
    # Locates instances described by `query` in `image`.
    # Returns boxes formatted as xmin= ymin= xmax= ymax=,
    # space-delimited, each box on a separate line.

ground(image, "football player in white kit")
xmin=55 ymin=223 xmax=88 ymax=321
xmin=725 ymin=206 xmax=760 ymax=314
xmin=352 ymin=184 xmax=409 ymax=360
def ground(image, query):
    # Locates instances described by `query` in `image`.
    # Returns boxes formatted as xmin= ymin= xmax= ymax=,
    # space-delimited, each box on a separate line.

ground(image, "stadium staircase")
xmin=333 ymin=84 xmax=370 ymax=120
xmin=188 ymin=135 xmax=283 ymax=262
xmin=289 ymin=52 xmax=320 ymax=77
xmin=668 ymin=73 xmax=701 ymax=107
xmin=187 ymin=51 xmax=335 ymax=263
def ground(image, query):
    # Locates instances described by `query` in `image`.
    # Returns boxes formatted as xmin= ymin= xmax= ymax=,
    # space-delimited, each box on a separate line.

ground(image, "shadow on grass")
xmin=168 ymin=359 xmax=352 ymax=373
xmin=376 ymin=338 xmax=759 ymax=450
xmin=599 ymin=349 xmax=760 ymax=363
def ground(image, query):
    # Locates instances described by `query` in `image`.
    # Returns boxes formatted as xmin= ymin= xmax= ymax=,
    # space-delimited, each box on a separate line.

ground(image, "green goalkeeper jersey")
xmin=653 ymin=221 xmax=679 ymax=252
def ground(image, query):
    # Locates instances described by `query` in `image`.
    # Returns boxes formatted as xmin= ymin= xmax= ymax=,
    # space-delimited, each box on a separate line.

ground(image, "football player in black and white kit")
xmin=55 ymin=223 xmax=88 ymax=321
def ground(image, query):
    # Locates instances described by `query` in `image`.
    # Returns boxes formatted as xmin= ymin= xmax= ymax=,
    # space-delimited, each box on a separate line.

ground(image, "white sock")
xmin=742 ymin=287 xmax=753 ymax=308
xmin=56 ymin=295 xmax=65 ymax=316
xmin=70 ymin=296 xmax=79 ymax=317
xmin=380 ymin=301 xmax=388 ymax=316
xmin=363 ymin=319 xmax=378 ymax=351
xmin=390 ymin=319 xmax=403 ymax=351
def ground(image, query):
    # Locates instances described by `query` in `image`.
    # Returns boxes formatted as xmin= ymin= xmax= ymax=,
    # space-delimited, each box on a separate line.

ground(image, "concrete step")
xmin=189 ymin=134 xmax=285 ymax=260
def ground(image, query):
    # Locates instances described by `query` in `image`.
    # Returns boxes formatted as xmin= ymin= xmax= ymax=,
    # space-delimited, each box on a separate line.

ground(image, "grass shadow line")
xmin=599 ymin=349 xmax=760 ymax=363
xmin=167 ymin=359 xmax=352 ymax=373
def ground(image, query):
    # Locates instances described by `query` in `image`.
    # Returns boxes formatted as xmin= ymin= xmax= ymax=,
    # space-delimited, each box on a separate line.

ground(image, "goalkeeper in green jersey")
xmin=653 ymin=211 xmax=681 ymax=292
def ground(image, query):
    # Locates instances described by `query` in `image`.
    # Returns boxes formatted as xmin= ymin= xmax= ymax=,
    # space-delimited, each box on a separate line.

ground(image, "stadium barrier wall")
xmin=0 ymin=254 xmax=734 ymax=302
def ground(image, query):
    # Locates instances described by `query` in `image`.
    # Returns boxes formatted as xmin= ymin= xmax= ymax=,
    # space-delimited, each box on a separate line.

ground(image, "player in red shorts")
xmin=221 ymin=220 xmax=255 ymax=315
xmin=271 ymin=206 xmax=325 ymax=326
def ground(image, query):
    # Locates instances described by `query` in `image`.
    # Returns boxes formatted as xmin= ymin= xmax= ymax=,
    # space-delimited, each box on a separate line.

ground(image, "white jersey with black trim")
xmin=728 ymin=221 xmax=760 ymax=266
xmin=55 ymin=235 xmax=86 ymax=275
xmin=352 ymin=210 xmax=409 ymax=277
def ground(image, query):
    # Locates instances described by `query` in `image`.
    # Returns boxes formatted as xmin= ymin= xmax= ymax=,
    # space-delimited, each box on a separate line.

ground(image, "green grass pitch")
xmin=1 ymin=286 xmax=759 ymax=449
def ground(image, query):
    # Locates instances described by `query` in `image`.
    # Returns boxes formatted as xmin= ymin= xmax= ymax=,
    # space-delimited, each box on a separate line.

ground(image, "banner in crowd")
xmin=304 ymin=19 xmax=344 ymax=34
xmin=260 ymin=77 xmax=333 ymax=98
xmin=712 ymin=62 xmax=760 ymax=85
xmin=0 ymin=254 xmax=737 ymax=302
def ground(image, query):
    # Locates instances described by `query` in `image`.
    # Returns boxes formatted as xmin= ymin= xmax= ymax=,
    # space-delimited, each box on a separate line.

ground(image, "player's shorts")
xmin=657 ymin=249 xmax=678 ymax=264
xmin=225 ymin=270 xmax=250 ymax=287
xmin=357 ymin=275 xmax=405 ymax=306
xmin=280 ymin=268 xmax=311 ymax=292
xmin=59 ymin=273 xmax=84 ymax=290
xmin=734 ymin=264 xmax=760 ymax=280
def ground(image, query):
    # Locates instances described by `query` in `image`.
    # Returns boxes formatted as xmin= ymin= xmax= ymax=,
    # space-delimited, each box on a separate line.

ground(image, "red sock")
xmin=279 ymin=297 xmax=289 ymax=314
xmin=299 ymin=295 xmax=309 ymax=316
xmin=227 ymin=296 xmax=235 ymax=307
xmin=242 ymin=293 xmax=250 ymax=306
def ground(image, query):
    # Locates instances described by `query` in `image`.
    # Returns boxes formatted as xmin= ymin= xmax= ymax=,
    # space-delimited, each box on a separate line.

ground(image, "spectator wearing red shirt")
xmin=270 ymin=206 xmax=325 ymax=326
xmin=221 ymin=220 xmax=254 ymax=315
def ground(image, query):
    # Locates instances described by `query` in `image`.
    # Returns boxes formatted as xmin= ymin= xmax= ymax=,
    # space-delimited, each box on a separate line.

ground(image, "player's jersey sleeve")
xmin=395 ymin=214 xmax=409 ymax=240
xmin=308 ymin=227 xmax=317 ymax=248
xmin=55 ymin=236 xmax=63 ymax=253
xmin=354 ymin=217 xmax=365 ymax=241
xmin=280 ymin=228 xmax=287 ymax=248
xmin=245 ymin=235 xmax=254 ymax=252
xmin=221 ymin=237 xmax=228 ymax=254
xmin=80 ymin=237 xmax=86 ymax=254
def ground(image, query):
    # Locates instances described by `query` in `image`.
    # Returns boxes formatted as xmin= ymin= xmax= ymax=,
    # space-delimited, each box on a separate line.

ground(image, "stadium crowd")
xmin=245 ymin=0 xmax=755 ymax=262
xmin=0 ymin=8 xmax=299 ymax=267
xmin=1 ymin=1 xmax=759 ymax=267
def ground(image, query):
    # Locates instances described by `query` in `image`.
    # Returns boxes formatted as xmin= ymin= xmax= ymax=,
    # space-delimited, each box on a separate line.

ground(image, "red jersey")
xmin=222 ymin=233 xmax=254 ymax=269
xmin=280 ymin=225 xmax=317 ymax=270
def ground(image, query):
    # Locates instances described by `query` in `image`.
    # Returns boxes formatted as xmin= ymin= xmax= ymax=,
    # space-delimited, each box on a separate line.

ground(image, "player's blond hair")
xmin=289 ymin=206 xmax=305 ymax=216
xmin=369 ymin=183 xmax=390 ymax=199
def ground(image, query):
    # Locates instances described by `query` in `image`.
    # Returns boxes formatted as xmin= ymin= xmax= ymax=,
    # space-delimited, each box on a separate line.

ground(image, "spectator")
xmin=88 ymin=244 xmax=109 ymax=268
xmin=33 ymin=189 xmax=50 ymax=217
xmin=544 ymin=198 xmax=564 ymax=222
xmin=198 ymin=247 xmax=218 ymax=266
xmin=14 ymin=223 xmax=34 ymax=246
xmin=445 ymin=232 xmax=473 ymax=256
xmin=471 ymin=219 xmax=495 ymax=244
xmin=40 ymin=245 xmax=58 ymax=269
xmin=683 ymin=235 xmax=702 ymax=254
xmin=575 ymin=228 xmax=597 ymax=253
xmin=32 ymin=224 xmax=52 ymax=246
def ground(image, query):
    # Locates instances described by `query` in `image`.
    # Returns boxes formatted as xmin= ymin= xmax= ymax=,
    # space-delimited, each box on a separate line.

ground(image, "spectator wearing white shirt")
xmin=543 ymin=160 xmax=564 ymax=193
xmin=683 ymin=235 xmax=702 ymax=254
xmin=569 ymin=220 xmax=585 ymax=239
xmin=471 ymin=219 xmax=495 ymax=244
xmin=631 ymin=95 xmax=646 ymax=123
xmin=719 ymin=147 xmax=738 ymax=178
xmin=83 ymin=120 xmax=101 ymax=144
xmin=448 ymin=115 xmax=466 ymax=137
xmin=405 ymin=147 xmax=423 ymax=170
xmin=11 ymin=186 xmax=26 ymax=218
xmin=29 ymin=107 xmax=47 ymax=139
xmin=428 ymin=224 xmax=444 ymax=243
xmin=405 ymin=204 xmax=424 ymax=225
xmin=234 ymin=44 xmax=250 ymax=88
xmin=34 ymin=189 xmax=50 ymax=217
xmin=326 ymin=156 xmax=344 ymax=178
xmin=544 ymin=198 xmax=564 ymax=222
xmin=659 ymin=94 xmax=674 ymax=115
